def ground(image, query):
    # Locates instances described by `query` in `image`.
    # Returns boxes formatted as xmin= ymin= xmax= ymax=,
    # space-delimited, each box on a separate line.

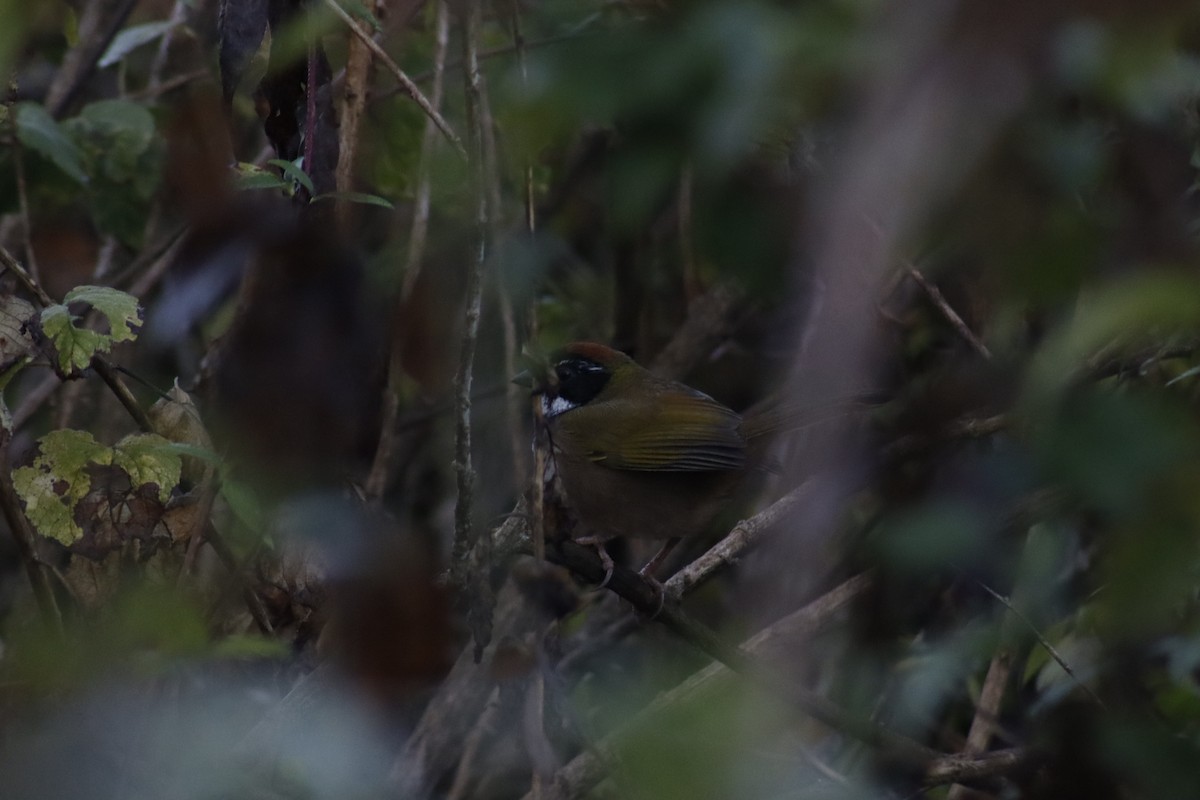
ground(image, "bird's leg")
xmin=574 ymin=534 xmax=615 ymax=588
xmin=636 ymin=537 xmax=681 ymax=618
xmin=638 ymin=537 xmax=682 ymax=580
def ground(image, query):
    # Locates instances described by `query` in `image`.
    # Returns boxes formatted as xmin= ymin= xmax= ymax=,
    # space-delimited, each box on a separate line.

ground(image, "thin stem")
xmin=13 ymin=138 xmax=40 ymax=286
xmin=365 ymin=0 xmax=451 ymax=503
xmin=453 ymin=0 xmax=492 ymax=658
xmin=321 ymin=0 xmax=465 ymax=157
xmin=0 ymin=424 xmax=62 ymax=632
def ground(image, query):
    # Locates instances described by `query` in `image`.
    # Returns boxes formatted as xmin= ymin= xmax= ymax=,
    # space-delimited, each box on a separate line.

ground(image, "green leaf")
xmin=233 ymin=162 xmax=290 ymax=192
xmin=15 ymin=103 xmax=88 ymax=184
xmin=65 ymin=286 xmax=142 ymax=343
xmin=111 ymin=433 xmax=182 ymax=503
xmin=98 ymin=20 xmax=178 ymax=68
xmin=40 ymin=286 xmax=143 ymax=374
xmin=310 ymin=190 xmax=395 ymax=209
xmin=13 ymin=430 xmax=184 ymax=546
xmin=13 ymin=430 xmax=112 ymax=545
xmin=268 ymin=158 xmax=315 ymax=194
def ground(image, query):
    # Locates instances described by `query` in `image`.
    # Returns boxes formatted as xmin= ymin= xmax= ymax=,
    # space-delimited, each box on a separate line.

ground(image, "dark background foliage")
xmin=0 ymin=1 xmax=1199 ymax=798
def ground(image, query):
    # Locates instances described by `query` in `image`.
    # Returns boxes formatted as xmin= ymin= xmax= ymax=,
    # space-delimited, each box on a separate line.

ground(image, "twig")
xmin=453 ymin=0 xmax=493 ymax=660
xmin=12 ymin=137 xmax=40 ymax=286
xmin=648 ymin=283 xmax=745 ymax=381
xmin=446 ymin=686 xmax=503 ymax=800
xmin=0 ymin=423 xmax=62 ymax=632
xmin=924 ymin=747 xmax=1032 ymax=786
xmin=863 ymin=215 xmax=991 ymax=360
xmin=45 ymin=0 xmax=139 ymax=117
xmin=92 ymin=357 xmax=155 ymax=432
xmin=510 ymin=0 xmax=536 ymax=235
xmin=905 ymin=266 xmax=992 ymax=359
xmin=977 ymin=580 xmax=1107 ymax=710
xmin=547 ymin=538 xmax=939 ymax=765
xmin=364 ymin=0 xmax=450 ymax=502
xmin=404 ymin=31 xmax=588 ymax=85
xmin=946 ymin=643 xmax=1014 ymax=800
xmin=321 ymin=0 xmax=465 ymax=157
xmin=665 ymin=482 xmax=812 ymax=599
xmin=523 ymin=573 xmax=874 ymax=800
xmin=334 ymin=0 xmax=385 ymax=230
xmin=126 ymin=69 xmax=209 ymax=101
xmin=0 ymin=242 xmax=54 ymax=306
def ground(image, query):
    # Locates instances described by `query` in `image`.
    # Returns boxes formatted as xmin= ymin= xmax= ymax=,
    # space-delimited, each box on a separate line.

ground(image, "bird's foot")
xmin=575 ymin=535 xmax=615 ymax=589
xmin=636 ymin=570 xmax=668 ymax=619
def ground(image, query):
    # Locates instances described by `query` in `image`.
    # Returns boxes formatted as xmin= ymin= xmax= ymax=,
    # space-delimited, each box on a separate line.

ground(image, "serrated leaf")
xmin=15 ymin=103 xmax=87 ymax=184
xmin=13 ymin=430 xmax=112 ymax=545
xmin=310 ymin=190 xmax=395 ymax=209
xmin=99 ymin=20 xmax=178 ymax=68
xmin=40 ymin=287 xmax=142 ymax=375
xmin=112 ymin=433 xmax=182 ymax=503
xmin=13 ymin=429 xmax=185 ymax=547
xmin=64 ymin=286 xmax=142 ymax=343
xmin=268 ymin=158 xmax=315 ymax=194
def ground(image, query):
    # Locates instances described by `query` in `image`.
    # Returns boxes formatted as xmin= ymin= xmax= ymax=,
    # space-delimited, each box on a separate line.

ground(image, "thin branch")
xmin=665 ymin=482 xmax=812 ymax=599
xmin=977 ymin=580 xmax=1108 ymax=710
xmin=547 ymin=538 xmax=940 ymax=767
xmin=864 ymin=215 xmax=991 ymax=360
xmin=446 ymin=686 xmax=503 ymax=800
xmin=946 ymin=646 xmax=1014 ymax=800
xmin=321 ymin=0 xmax=466 ymax=157
xmin=648 ymin=283 xmax=745 ymax=381
xmin=404 ymin=31 xmax=588 ymax=85
xmin=92 ymin=357 xmax=154 ymax=432
xmin=0 ymin=242 xmax=54 ymax=306
xmin=12 ymin=138 xmax=40 ymax=286
xmin=364 ymin=0 xmax=450 ymax=502
xmin=0 ymin=424 xmax=62 ymax=632
xmin=510 ymin=0 xmax=536 ymax=235
xmin=905 ymin=265 xmax=992 ymax=359
xmin=453 ymin=0 xmax=493 ymax=660
xmin=335 ymin=0 xmax=385 ymax=231
xmin=45 ymin=0 xmax=138 ymax=117
xmin=523 ymin=573 xmax=874 ymax=800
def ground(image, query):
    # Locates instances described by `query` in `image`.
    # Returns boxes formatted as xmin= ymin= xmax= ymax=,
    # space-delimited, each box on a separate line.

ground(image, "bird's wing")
xmin=584 ymin=389 xmax=746 ymax=472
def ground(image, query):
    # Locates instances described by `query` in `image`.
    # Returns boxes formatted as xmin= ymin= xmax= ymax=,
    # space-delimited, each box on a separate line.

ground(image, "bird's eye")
xmin=553 ymin=358 xmax=610 ymax=406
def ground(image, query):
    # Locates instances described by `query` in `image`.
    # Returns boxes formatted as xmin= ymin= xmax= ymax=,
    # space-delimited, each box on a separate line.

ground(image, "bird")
xmin=516 ymin=341 xmax=792 ymax=586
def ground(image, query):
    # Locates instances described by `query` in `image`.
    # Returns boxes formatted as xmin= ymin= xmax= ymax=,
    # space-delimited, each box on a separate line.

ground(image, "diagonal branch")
xmin=321 ymin=0 xmax=465 ymax=157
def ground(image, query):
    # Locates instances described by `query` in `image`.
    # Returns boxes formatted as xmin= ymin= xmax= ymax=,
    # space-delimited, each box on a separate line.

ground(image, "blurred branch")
xmin=978 ymin=579 xmax=1107 ymax=710
xmin=867 ymin=216 xmax=991 ymax=360
xmin=322 ymin=0 xmax=465 ymax=157
xmin=12 ymin=138 xmax=39 ymax=285
xmin=546 ymin=538 xmax=941 ymax=764
xmin=335 ymin=0 xmax=385 ymax=230
xmin=905 ymin=265 xmax=992 ymax=359
xmin=45 ymin=0 xmax=138 ymax=116
xmin=364 ymin=0 xmax=451 ymax=503
xmin=446 ymin=686 xmax=503 ymax=800
xmin=648 ymin=283 xmax=745 ymax=380
xmin=665 ymin=482 xmax=812 ymax=599
xmin=525 ymin=572 xmax=873 ymax=800
xmin=452 ymin=0 xmax=493 ymax=658
xmin=0 ymin=424 xmax=62 ymax=632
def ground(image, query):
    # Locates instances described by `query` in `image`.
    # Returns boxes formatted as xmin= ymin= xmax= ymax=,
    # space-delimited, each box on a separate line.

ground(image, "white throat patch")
xmin=541 ymin=395 xmax=578 ymax=419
